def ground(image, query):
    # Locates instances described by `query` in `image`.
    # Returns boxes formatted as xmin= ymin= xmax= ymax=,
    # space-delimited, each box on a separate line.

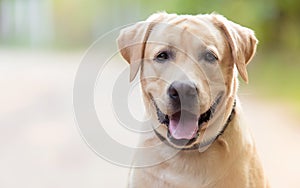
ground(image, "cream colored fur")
xmin=118 ymin=12 xmax=269 ymax=188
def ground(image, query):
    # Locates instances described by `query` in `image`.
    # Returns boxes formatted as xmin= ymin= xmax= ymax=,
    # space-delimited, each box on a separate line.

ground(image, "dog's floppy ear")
xmin=117 ymin=21 xmax=153 ymax=82
xmin=212 ymin=14 xmax=258 ymax=83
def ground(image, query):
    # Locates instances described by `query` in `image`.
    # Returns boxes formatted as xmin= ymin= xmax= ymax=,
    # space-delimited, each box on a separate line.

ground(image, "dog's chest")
xmin=157 ymin=166 xmax=212 ymax=188
xmin=131 ymin=156 xmax=215 ymax=188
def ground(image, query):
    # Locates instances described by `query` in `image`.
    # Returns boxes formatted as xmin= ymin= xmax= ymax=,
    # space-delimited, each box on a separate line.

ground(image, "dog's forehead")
xmin=147 ymin=15 xmax=225 ymax=49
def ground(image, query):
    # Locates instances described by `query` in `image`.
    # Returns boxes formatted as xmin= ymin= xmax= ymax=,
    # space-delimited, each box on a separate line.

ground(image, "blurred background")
xmin=0 ymin=0 xmax=299 ymax=187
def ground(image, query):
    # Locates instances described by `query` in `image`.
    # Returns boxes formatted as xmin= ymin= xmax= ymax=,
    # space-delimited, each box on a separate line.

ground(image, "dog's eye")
xmin=155 ymin=51 xmax=171 ymax=63
xmin=204 ymin=51 xmax=218 ymax=63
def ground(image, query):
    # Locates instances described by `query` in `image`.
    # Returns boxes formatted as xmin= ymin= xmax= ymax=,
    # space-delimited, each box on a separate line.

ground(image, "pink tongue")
xmin=169 ymin=112 xmax=198 ymax=140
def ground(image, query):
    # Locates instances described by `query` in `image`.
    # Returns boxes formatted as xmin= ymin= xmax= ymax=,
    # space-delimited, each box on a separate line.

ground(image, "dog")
xmin=117 ymin=12 xmax=269 ymax=188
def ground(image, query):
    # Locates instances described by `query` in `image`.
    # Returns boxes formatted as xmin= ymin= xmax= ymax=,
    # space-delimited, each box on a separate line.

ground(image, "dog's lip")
xmin=152 ymin=92 xmax=223 ymax=146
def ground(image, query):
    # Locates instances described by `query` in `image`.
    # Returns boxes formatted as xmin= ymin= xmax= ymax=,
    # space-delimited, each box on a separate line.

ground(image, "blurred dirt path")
xmin=240 ymin=95 xmax=300 ymax=188
xmin=0 ymin=50 xmax=299 ymax=187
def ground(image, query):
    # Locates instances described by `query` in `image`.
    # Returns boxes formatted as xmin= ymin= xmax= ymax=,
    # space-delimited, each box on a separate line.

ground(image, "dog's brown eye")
xmin=204 ymin=51 xmax=218 ymax=63
xmin=155 ymin=51 xmax=171 ymax=63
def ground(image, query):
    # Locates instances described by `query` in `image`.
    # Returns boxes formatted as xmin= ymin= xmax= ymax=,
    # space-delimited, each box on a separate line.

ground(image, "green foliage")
xmin=1 ymin=0 xmax=299 ymax=50
xmin=248 ymin=50 xmax=300 ymax=112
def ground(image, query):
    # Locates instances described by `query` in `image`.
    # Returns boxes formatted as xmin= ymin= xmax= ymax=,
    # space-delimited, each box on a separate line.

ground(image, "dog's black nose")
xmin=167 ymin=81 xmax=197 ymax=101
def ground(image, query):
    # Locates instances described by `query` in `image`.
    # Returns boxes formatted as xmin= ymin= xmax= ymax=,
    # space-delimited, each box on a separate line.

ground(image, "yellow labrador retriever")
xmin=118 ymin=12 xmax=269 ymax=188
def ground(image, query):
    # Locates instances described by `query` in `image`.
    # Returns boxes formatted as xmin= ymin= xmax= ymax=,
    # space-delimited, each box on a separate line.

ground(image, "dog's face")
xmin=118 ymin=13 xmax=257 ymax=149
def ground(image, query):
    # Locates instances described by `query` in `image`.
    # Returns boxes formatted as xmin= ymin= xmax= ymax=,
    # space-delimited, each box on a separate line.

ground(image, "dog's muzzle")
xmin=152 ymin=80 xmax=223 ymax=148
xmin=167 ymin=81 xmax=199 ymax=142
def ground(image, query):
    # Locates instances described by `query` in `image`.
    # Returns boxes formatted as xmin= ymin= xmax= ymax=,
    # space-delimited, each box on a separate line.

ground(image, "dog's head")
xmin=117 ymin=13 xmax=257 ymax=150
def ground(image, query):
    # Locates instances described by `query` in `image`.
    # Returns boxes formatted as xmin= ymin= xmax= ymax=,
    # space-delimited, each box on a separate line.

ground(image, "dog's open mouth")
xmin=169 ymin=110 xmax=198 ymax=140
xmin=153 ymin=93 xmax=223 ymax=146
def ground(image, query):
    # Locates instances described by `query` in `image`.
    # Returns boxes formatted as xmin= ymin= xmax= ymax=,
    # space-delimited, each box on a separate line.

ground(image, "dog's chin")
xmin=167 ymin=132 xmax=199 ymax=149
